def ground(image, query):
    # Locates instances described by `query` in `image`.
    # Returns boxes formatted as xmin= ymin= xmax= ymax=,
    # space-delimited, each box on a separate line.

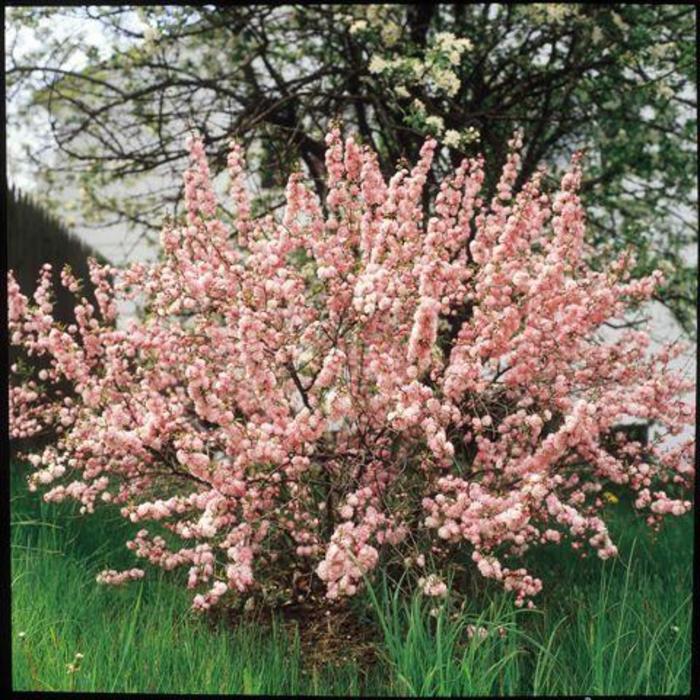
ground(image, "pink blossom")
xmin=7 ymin=128 xmax=694 ymax=612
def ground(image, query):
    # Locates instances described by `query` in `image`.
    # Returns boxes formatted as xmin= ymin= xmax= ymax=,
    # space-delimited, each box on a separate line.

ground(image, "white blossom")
xmin=443 ymin=129 xmax=461 ymax=148
xmin=425 ymin=115 xmax=445 ymax=134
xmin=369 ymin=55 xmax=388 ymax=74
xmin=381 ymin=21 xmax=401 ymax=46
xmin=432 ymin=67 xmax=461 ymax=97
xmin=349 ymin=19 xmax=368 ymax=34
xmin=611 ymin=11 xmax=629 ymax=32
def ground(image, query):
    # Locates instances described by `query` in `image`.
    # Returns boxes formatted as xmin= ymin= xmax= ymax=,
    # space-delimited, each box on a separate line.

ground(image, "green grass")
xmin=10 ymin=471 xmax=384 ymax=695
xmin=11 ymin=464 xmax=693 ymax=695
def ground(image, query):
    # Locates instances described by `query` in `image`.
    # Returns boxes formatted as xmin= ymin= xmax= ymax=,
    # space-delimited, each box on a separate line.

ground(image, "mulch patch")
xmin=216 ymin=592 xmax=384 ymax=671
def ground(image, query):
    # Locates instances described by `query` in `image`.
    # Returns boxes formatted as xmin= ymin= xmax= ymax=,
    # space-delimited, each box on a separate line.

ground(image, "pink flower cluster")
xmin=8 ymin=127 xmax=695 ymax=613
xmin=419 ymin=574 xmax=448 ymax=598
xmin=96 ymin=568 xmax=144 ymax=586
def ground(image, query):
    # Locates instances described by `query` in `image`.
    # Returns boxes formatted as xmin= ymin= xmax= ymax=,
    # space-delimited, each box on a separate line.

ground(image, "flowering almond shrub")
xmin=9 ymin=129 xmax=695 ymax=612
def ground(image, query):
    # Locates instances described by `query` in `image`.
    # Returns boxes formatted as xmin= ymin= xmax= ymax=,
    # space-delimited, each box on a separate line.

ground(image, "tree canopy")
xmin=6 ymin=4 xmax=697 ymax=329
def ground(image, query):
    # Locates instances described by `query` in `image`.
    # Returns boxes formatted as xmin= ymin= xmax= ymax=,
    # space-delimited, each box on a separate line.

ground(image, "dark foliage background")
xmin=7 ymin=185 xmax=105 ymax=451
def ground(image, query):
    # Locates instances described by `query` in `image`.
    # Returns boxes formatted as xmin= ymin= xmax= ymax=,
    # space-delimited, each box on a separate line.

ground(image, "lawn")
xmin=11 ymin=462 xmax=693 ymax=696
